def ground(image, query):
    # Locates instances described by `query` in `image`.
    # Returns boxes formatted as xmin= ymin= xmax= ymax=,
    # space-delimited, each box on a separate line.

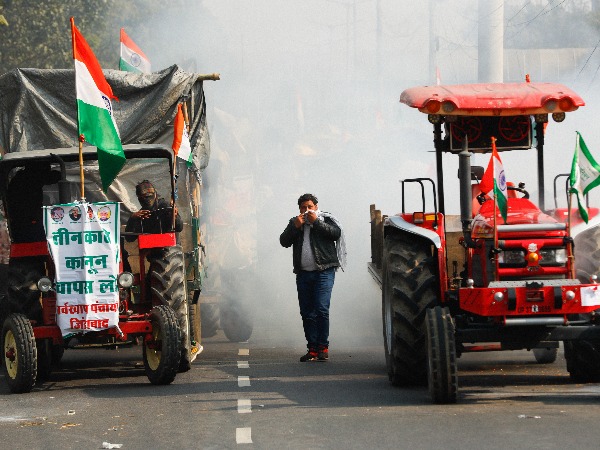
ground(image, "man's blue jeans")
xmin=296 ymin=267 xmax=336 ymax=350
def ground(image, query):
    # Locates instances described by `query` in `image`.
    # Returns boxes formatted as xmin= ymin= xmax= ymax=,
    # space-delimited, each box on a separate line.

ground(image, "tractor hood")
xmin=472 ymin=198 xmax=560 ymax=238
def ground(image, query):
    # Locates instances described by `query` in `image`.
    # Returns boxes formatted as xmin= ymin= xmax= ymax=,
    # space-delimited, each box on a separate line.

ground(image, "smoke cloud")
xmin=135 ymin=1 xmax=600 ymax=348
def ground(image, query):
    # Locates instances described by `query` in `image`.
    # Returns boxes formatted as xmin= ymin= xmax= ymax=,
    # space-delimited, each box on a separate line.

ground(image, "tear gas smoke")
xmin=138 ymin=0 xmax=600 ymax=350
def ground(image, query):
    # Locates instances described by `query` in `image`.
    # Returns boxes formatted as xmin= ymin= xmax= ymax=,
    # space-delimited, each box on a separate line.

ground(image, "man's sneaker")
xmin=317 ymin=348 xmax=329 ymax=361
xmin=300 ymin=351 xmax=318 ymax=362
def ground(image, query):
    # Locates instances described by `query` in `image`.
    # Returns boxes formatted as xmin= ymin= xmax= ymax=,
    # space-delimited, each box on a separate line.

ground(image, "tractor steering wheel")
xmin=507 ymin=184 xmax=529 ymax=199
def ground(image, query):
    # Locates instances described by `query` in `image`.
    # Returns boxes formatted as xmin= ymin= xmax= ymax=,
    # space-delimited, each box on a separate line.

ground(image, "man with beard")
xmin=125 ymin=180 xmax=183 ymax=239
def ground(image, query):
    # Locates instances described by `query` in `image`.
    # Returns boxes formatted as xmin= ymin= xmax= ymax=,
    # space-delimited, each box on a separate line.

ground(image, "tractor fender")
xmin=384 ymin=215 xmax=442 ymax=249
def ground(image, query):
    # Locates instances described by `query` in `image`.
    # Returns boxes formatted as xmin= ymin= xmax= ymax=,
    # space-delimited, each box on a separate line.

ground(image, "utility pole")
xmin=478 ymin=0 xmax=504 ymax=82
xmin=429 ymin=0 xmax=437 ymax=84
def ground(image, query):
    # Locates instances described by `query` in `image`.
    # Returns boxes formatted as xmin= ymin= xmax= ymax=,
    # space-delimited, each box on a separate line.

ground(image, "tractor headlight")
xmin=37 ymin=277 xmax=53 ymax=292
xmin=538 ymin=248 xmax=567 ymax=266
xmin=498 ymin=250 xmax=526 ymax=267
xmin=117 ymin=272 xmax=134 ymax=288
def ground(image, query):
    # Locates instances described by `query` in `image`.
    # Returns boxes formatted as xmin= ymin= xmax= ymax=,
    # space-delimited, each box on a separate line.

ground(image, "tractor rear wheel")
xmin=220 ymin=301 xmax=253 ymax=343
xmin=2 ymin=313 xmax=37 ymax=393
xmin=200 ymin=303 xmax=219 ymax=338
xmin=574 ymin=224 xmax=600 ymax=283
xmin=36 ymin=340 xmax=63 ymax=380
xmin=533 ymin=347 xmax=558 ymax=364
xmin=564 ymin=339 xmax=600 ymax=382
xmin=143 ymin=305 xmax=181 ymax=385
xmin=426 ymin=306 xmax=458 ymax=404
xmin=148 ymin=246 xmax=192 ymax=372
xmin=6 ymin=259 xmax=44 ymax=322
xmin=382 ymin=233 xmax=438 ymax=385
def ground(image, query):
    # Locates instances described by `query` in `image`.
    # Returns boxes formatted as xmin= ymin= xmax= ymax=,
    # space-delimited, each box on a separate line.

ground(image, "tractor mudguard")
xmin=384 ymin=215 xmax=442 ymax=249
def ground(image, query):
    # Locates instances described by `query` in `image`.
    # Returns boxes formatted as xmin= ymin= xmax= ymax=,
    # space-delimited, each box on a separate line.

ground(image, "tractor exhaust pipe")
xmin=459 ymin=137 xmax=477 ymax=248
xmin=459 ymin=137 xmax=472 ymax=224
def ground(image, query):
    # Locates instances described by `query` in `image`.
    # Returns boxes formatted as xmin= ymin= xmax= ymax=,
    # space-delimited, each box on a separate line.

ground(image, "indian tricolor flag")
xmin=480 ymin=137 xmax=508 ymax=224
xmin=119 ymin=28 xmax=151 ymax=73
xmin=172 ymin=103 xmax=193 ymax=167
xmin=71 ymin=18 xmax=125 ymax=192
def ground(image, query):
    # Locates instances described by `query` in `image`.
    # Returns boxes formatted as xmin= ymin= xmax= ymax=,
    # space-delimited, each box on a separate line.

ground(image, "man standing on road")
xmin=280 ymin=193 xmax=346 ymax=362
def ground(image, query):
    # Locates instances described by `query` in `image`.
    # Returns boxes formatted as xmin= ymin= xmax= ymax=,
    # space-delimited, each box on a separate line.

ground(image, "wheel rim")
xmin=4 ymin=329 xmax=18 ymax=379
xmin=145 ymin=324 xmax=162 ymax=370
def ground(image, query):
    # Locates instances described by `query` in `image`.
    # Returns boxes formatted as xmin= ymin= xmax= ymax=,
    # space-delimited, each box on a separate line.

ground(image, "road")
xmin=2 ymin=321 xmax=600 ymax=450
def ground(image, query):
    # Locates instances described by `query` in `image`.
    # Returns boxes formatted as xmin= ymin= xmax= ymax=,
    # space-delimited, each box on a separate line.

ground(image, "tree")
xmin=0 ymin=0 xmax=170 ymax=74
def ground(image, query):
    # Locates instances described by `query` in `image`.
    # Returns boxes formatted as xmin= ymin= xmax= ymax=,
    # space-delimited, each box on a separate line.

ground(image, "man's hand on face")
xmin=305 ymin=210 xmax=317 ymax=224
xmin=294 ymin=213 xmax=306 ymax=229
xmin=296 ymin=199 xmax=318 ymax=228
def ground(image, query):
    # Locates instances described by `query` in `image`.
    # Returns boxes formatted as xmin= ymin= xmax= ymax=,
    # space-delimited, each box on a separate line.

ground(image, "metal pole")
xmin=434 ymin=122 xmax=445 ymax=214
xmin=536 ymin=122 xmax=545 ymax=210
xmin=478 ymin=0 xmax=504 ymax=83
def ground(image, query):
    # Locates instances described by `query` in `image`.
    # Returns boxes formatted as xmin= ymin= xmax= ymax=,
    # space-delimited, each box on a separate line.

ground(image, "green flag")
xmin=569 ymin=131 xmax=600 ymax=223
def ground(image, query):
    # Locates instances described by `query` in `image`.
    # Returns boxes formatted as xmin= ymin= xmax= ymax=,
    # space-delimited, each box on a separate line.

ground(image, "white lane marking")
xmin=238 ymin=348 xmax=249 ymax=356
xmin=238 ymin=376 xmax=251 ymax=387
xmin=238 ymin=399 xmax=252 ymax=414
xmin=236 ymin=427 xmax=252 ymax=444
xmin=237 ymin=361 xmax=249 ymax=369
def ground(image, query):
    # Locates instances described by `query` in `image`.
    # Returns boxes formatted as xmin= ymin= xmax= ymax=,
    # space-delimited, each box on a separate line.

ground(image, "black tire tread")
xmin=426 ymin=306 xmax=458 ymax=403
xmin=200 ymin=303 xmax=219 ymax=338
xmin=2 ymin=313 xmax=37 ymax=393
xmin=143 ymin=305 xmax=181 ymax=385
xmin=564 ymin=340 xmax=600 ymax=382
xmin=382 ymin=232 xmax=438 ymax=386
xmin=148 ymin=246 xmax=191 ymax=372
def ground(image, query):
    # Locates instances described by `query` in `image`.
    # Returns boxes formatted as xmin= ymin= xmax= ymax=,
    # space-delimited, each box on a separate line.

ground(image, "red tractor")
xmin=369 ymin=81 xmax=600 ymax=403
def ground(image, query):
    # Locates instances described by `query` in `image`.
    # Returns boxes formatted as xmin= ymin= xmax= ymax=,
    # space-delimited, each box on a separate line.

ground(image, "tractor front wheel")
xmin=426 ymin=306 xmax=458 ymax=404
xmin=148 ymin=246 xmax=192 ymax=372
xmin=564 ymin=340 xmax=600 ymax=382
xmin=2 ymin=313 xmax=37 ymax=393
xmin=382 ymin=233 xmax=438 ymax=385
xmin=143 ymin=305 xmax=181 ymax=385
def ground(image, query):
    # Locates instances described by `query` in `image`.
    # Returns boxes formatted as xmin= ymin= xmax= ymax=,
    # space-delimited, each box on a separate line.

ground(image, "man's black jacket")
xmin=125 ymin=198 xmax=183 ymax=241
xmin=280 ymin=215 xmax=340 ymax=273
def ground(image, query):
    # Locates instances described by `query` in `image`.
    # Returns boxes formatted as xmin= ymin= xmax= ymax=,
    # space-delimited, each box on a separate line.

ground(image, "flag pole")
xmin=567 ymin=190 xmax=575 ymax=279
xmin=170 ymin=103 xmax=183 ymax=230
xmin=491 ymin=137 xmax=499 ymax=281
xmin=71 ymin=17 xmax=85 ymax=200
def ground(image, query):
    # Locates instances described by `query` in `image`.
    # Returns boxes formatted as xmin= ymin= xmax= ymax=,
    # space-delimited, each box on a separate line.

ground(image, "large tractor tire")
xmin=200 ymin=303 xmax=219 ymax=338
xmin=148 ymin=246 xmax=192 ymax=373
xmin=143 ymin=305 xmax=181 ymax=385
xmin=564 ymin=339 xmax=600 ymax=382
xmin=6 ymin=259 xmax=44 ymax=323
xmin=533 ymin=347 xmax=558 ymax=364
xmin=574 ymin=224 xmax=600 ymax=283
xmin=382 ymin=232 xmax=438 ymax=386
xmin=2 ymin=313 xmax=37 ymax=393
xmin=220 ymin=301 xmax=253 ymax=343
xmin=36 ymin=339 xmax=64 ymax=381
xmin=426 ymin=306 xmax=458 ymax=404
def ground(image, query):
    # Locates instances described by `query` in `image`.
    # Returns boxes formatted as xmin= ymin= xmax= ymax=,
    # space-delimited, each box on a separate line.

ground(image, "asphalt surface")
xmin=1 ymin=327 xmax=600 ymax=449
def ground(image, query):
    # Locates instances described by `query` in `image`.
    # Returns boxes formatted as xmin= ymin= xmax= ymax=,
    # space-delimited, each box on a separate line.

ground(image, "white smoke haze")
xmin=134 ymin=1 xmax=600 ymax=349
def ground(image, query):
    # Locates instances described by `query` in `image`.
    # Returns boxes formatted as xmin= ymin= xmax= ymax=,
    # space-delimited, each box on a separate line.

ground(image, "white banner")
xmin=44 ymin=202 xmax=121 ymax=336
